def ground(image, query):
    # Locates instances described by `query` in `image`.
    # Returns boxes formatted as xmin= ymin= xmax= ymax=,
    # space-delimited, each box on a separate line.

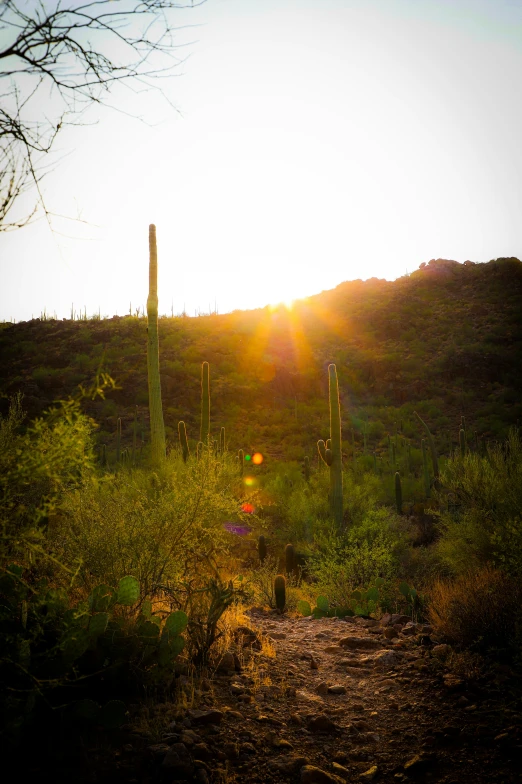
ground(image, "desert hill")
xmin=1 ymin=256 xmax=521 ymax=463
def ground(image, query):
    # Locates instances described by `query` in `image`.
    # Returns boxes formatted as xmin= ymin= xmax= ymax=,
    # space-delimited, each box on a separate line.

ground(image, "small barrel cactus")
xmin=274 ymin=575 xmax=286 ymax=612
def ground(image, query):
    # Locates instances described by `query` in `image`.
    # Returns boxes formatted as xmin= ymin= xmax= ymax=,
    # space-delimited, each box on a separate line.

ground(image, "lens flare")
xmin=252 ymin=452 xmax=263 ymax=465
xmin=245 ymin=454 xmax=251 ymax=461
xmin=224 ymin=522 xmax=252 ymax=534
xmin=243 ymin=475 xmax=257 ymax=487
xmin=241 ymin=502 xmax=255 ymax=514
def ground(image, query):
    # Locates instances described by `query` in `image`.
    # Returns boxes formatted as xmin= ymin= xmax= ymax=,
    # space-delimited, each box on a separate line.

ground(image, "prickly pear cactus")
xmin=116 ymin=576 xmax=139 ymax=606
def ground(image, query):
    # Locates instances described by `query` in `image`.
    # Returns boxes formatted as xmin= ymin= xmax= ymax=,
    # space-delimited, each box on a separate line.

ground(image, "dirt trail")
xmin=170 ymin=610 xmax=521 ymax=784
xmin=90 ymin=610 xmax=521 ymax=784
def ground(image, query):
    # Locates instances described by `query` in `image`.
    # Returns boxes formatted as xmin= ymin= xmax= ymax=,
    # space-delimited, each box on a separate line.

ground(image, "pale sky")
xmin=1 ymin=0 xmax=521 ymax=321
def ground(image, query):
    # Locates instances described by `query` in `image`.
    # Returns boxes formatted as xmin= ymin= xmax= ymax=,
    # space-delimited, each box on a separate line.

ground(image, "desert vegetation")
xmin=1 ymin=248 xmax=521 ymax=781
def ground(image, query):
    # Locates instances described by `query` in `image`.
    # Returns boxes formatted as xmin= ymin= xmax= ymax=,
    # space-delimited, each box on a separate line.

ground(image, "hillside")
xmin=1 ymin=256 xmax=521 ymax=464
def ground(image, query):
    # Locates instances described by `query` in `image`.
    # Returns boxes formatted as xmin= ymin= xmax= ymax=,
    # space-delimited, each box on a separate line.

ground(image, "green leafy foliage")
xmin=435 ymin=427 xmax=522 ymax=576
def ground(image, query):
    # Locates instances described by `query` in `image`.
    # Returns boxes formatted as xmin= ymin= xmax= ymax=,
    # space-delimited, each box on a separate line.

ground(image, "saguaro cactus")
xmin=132 ymin=406 xmax=138 ymax=466
xmin=395 ymin=471 xmax=403 ymax=514
xmin=459 ymin=428 xmax=467 ymax=458
xmin=414 ymin=411 xmax=439 ymax=479
xmin=116 ymin=417 xmax=122 ymax=464
xmin=147 ymin=224 xmax=166 ymax=465
xmin=178 ymin=421 xmax=190 ymax=462
xmin=422 ymin=438 xmax=431 ymax=498
xmin=238 ymin=448 xmax=244 ymax=477
xmin=200 ymin=361 xmax=210 ymax=444
xmin=258 ymin=535 xmax=267 ymax=564
xmin=274 ymin=575 xmax=286 ymax=612
xmin=317 ymin=363 xmax=343 ymax=530
xmin=219 ymin=426 xmax=226 ymax=455
xmin=285 ymin=543 xmax=296 ymax=576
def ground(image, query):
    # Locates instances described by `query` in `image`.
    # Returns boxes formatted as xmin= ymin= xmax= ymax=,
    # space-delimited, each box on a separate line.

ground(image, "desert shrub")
xmin=261 ymin=463 xmax=387 ymax=546
xmin=52 ymin=451 xmax=242 ymax=598
xmin=428 ymin=567 xmax=522 ymax=661
xmin=435 ymin=428 xmax=522 ymax=576
xmin=1 ymin=392 xmax=97 ymax=558
xmin=309 ymin=507 xmax=406 ymax=606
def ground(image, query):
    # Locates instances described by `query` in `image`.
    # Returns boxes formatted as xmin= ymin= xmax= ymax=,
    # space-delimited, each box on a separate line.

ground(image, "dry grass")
xmin=428 ymin=565 xmax=522 ymax=659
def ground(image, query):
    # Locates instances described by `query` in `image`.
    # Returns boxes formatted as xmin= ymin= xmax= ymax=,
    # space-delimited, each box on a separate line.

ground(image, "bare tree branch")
xmin=0 ymin=0 xmax=202 ymax=230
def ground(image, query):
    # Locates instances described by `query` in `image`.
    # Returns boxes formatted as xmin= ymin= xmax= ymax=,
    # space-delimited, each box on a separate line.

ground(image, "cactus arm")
xmin=146 ymin=224 xmax=166 ymax=465
xmin=414 ymin=411 xmax=439 ymax=479
xmin=317 ymin=439 xmax=327 ymax=464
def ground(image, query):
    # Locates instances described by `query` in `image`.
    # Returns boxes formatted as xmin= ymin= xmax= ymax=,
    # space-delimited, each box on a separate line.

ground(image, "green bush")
xmin=309 ymin=507 xmax=407 ymax=606
xmin=52 ymin=451 xmax=241 ymax=597
xmin=435 ymin=428 xmax=522 ymax=576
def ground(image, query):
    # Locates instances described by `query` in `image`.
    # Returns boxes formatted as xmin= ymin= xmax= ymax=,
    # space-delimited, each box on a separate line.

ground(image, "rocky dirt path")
xmin=132 ymin=609 xmax=522 ymax=784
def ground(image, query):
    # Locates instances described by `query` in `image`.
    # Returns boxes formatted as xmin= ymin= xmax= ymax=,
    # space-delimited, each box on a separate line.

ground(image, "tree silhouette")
xmin=0 ymin=0 xmax=200 ymax=229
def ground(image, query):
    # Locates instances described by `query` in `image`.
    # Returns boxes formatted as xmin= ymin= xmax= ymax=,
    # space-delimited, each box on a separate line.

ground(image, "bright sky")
xmin=1 ymin=0 xmax=521 ymax=321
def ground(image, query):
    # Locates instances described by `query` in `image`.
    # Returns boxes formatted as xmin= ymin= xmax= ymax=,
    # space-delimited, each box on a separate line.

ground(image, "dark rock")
xmin=339 ymin=636 xmax=382 ymax=650
xmin=187 ymin=709 xmax=224 ymax=725
xmin=307 ymin=714 xmax=338 ymax=734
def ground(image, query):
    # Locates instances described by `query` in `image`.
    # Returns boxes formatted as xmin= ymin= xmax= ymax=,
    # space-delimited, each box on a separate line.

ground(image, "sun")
xmin=268 ymin=298 xmax=294 ymax=311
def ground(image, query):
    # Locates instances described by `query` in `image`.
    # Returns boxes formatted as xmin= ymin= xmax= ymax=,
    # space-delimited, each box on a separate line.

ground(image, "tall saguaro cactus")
xmin=178 ymin=421 xmax=190 ymax=462
xmin=200 ymin=361 xmax=210 ymax=444
xmin=317 ymin=363 xmax=344 ymax=530
xmin=414 ymin=411 xmax=439 ymax=480
xmin=147 ymin=224 xmax=166 ymax=465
